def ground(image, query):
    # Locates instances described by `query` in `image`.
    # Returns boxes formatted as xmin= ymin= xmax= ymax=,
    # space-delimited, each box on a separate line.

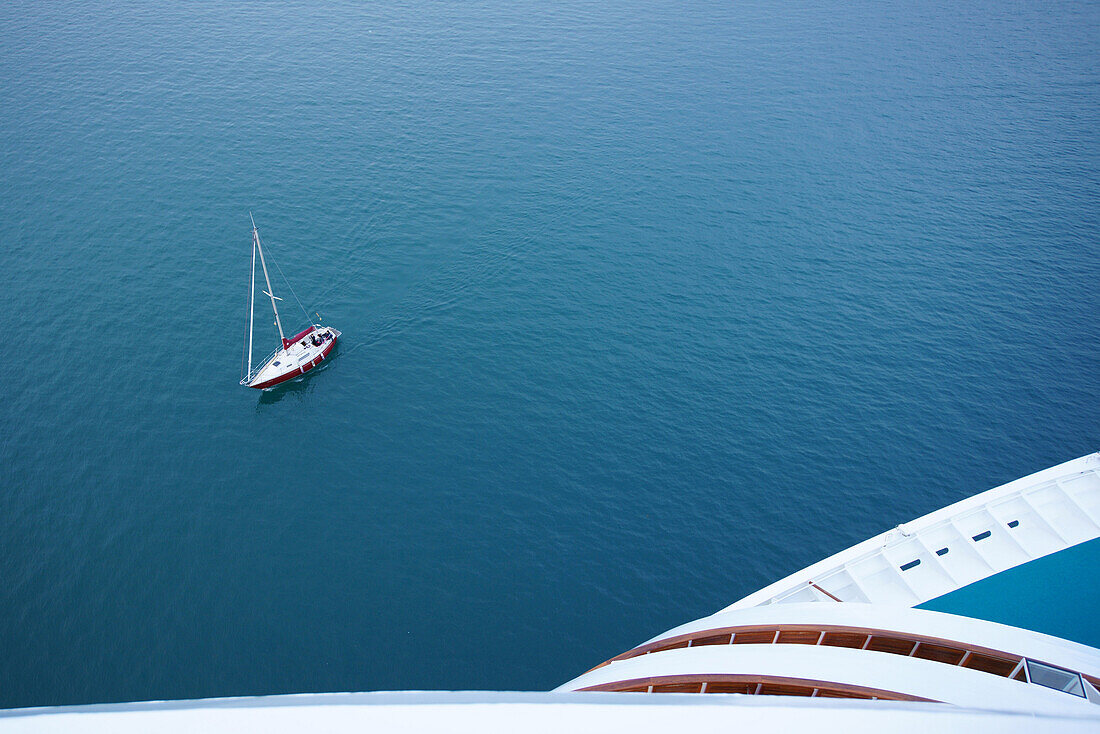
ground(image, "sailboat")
xmin=241 ymin=215 xmax=340 ymax=389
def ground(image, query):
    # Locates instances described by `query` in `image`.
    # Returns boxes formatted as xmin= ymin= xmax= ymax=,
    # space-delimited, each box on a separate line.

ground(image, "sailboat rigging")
xmin=241 ymin=215 xmax=340 ymax=389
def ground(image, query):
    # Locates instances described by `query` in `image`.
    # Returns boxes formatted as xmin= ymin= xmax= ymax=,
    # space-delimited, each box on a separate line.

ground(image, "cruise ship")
xmin=3 ymin=453 xmax=1098 ymax=732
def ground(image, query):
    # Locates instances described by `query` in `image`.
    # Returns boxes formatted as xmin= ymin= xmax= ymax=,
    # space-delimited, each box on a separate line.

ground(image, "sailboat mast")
xmin=246 ymin=224 xmax=257 ymax=377
xmin=252 ymin=216 xmax=286 ymax=347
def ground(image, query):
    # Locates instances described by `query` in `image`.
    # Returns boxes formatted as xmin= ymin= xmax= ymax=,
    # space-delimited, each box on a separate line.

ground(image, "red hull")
xmin=249 ymin=333 xmax=338 ymax=389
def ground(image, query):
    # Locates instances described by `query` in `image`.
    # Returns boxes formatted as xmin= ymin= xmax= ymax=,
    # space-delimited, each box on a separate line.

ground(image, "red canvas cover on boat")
xmin=283 ymin=325 xmax=316 ymax=349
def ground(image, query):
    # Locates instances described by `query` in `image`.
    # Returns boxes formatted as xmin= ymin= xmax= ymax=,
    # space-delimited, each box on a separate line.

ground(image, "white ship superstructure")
xmin=559 ymin=603 xmax=1100 ymax=708
xmin=725 ymin=453 xmax=1100 ymax=610
xmin=559 ymin=452 xmax=1100 ymax=709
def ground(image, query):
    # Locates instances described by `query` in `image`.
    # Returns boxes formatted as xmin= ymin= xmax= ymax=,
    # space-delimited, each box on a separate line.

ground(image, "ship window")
xmin=1026 ymin=660 xmax=1086 ymax=697
xmin=912 ymin=643 xmax=966 ymax=665
xmin=972 ymin=530 xmax=992 ymax=542
xmin=821 ymin=632 xmax=866 ymax=648
xmin=866 ymin=636 xmax=917 ymax=656
xmin=705 ymin=682 xmax=752 ymax=694
xmin=777 ymin=630 xmax=820 ymax=645
xmin=651 ymin=682 xmax=702 ymax=693
xmin=649 ymin=639 xmax=690 ymax=653
xmin=731 ymin=630 xmax=775 ymax=645
xmin=963 ymin=653 xmax=1019 ymax=677
xmin=1007 ymin=520 xmax=1020 ymax=528
xmin=936 ymin=547 xmax=949 ymax=556
xmin=692 ymin=633 xmax=733 ymax=647
xmin=900 ymin=559 xmax=920 ymax=571
xmin=817 ymin=690 xmax=871 ymax=699
xmin=758 ymin=683 xmax=813 ymax=697
xmin=273 ymin=361 xmax=281 ymax=366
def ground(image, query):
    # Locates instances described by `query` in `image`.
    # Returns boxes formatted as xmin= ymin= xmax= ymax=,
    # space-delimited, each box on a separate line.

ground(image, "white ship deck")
xmin=2 ymin=692 xmax=1098 ymax=734
xmin=726 ymin=453 xmax=1100 ymax=610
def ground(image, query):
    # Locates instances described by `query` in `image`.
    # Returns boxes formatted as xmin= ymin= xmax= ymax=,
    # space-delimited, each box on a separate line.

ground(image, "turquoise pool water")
xmin=920 ymin=537 xmax=1100 ymax=649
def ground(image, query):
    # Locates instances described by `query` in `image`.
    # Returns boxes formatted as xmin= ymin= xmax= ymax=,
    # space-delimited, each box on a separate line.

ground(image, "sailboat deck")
xmin=249 ymin=327 xmax=338 ymax=387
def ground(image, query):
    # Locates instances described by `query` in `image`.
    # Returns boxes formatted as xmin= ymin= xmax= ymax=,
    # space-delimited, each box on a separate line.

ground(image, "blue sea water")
xmin=0 ymin=0 xmax=1097 ymax=708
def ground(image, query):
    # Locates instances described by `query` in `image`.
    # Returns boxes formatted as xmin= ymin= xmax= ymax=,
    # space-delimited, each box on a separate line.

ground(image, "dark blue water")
xmin=1 ymin=0 xmax=1097 ymax=708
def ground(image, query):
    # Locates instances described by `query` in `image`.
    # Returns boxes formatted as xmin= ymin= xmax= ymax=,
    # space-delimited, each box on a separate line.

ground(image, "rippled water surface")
xmin=0 ymin=0 xmax=1097 ymax=707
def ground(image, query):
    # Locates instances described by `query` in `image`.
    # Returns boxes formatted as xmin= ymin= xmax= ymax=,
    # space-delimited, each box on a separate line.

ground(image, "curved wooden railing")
xmin=578 ymin=673 xmax=933 ymax=701
xmin=581 ymin=622 xmax=1100 ymax=697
